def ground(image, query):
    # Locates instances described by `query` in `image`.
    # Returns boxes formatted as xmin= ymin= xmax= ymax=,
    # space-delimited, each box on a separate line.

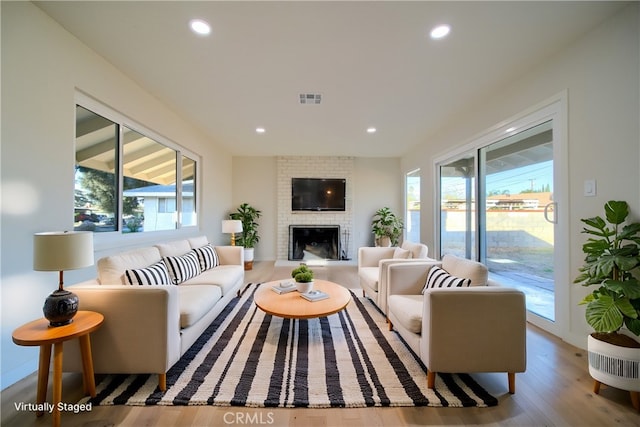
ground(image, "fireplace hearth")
xmin=289 ymin=225 xmax=340 ymax=261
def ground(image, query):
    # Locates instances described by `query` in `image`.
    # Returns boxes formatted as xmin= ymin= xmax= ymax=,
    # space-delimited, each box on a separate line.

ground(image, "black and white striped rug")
xmin=86 ymin=283 xmax=497 ymax=408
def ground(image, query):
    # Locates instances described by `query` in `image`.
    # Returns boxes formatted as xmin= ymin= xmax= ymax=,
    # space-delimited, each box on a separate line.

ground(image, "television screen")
xmin=291 ymin=178 xmax=346 ymax=211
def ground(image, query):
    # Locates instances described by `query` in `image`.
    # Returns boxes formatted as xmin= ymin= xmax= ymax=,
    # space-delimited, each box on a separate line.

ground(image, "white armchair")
xmin=386 ymin=255 xmax=527 ymax=394
xmin=357 ymin=241 xmax=432 ymax=315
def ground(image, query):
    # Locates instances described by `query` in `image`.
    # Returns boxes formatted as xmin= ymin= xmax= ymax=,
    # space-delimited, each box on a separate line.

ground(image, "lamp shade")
xmin=221 ymin=220 xmax=243 ymax=234
xmin=33 ymin=231 xmax=94 ymax=271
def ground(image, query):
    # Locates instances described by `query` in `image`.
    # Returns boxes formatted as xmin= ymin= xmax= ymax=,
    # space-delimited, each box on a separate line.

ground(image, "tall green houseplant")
xmin=574 ymin=200 xmax=640 ymax=339
xmin=230 ymin=203 xmax=262 ymax=270
xmin=229 ymin=203 xmax=262 ymax=248
xmin=371 ymin=207 xmax=403 ymax=246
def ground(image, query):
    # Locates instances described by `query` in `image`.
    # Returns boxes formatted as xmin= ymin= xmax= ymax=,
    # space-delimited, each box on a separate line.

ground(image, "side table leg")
xmin=36 ymin=344 xmax=52 ymax=417
xmin=52 ymin=342 xmax=63 ymax=427
xmin=79 ymin=334 xmax=97 ymax=397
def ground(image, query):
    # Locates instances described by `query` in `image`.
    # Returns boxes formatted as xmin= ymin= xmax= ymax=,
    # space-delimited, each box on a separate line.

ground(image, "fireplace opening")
xmin=289 ymin=225 xmax=340 ymax=261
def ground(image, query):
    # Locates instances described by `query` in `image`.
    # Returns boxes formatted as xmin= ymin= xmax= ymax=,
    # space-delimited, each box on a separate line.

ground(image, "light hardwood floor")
xmin=2 ymin=261 xmax=638 ymax=426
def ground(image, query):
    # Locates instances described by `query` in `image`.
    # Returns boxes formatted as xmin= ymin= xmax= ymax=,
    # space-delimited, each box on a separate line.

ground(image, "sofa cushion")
xmin=188 ymin=236 xmax=209 ymax=249
xmin=178 ymin=285 xmax=222 ymax=328
xmin=401 ymin=241 xmax=428 ymax=259
xmin=193 ymin=244 xmax=219 ymax=271
xmin=358 ymin=266 xmax=379 ymax=292
xmin=388 ymin=294 xmax=423 ymax=334
xmin=97 ymin=246 xmax=162 ymax=285
xmin=393 ymin=247 xmax=411 ymax=259
xmin=182 ymin=265 xmax=243 ymax=296
xmin=422 ymin=265 xmax=471 ymax=293
xmin=164 ymin=250 xmax=201 ymax=284
xmin=441 ymin=254 xmax=488 ymax=286
xmin=155 ymin=239 xmax=192 ymax=258
xmin=125 ymin=260 xmax=172 ymax=286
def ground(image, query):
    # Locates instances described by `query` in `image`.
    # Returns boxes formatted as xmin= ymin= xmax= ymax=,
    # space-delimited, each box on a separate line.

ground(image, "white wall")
xmin=232 ymin=156 xmax=402 ymax=261
xmin=1 ymin=2 xmax=234 ymax=389
xmin=401 ymin=4 xmax=640 ymax=348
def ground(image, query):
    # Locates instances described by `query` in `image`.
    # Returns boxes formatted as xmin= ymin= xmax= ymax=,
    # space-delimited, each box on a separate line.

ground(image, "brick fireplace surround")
xmin=276 ymin=156 xmax=354 ymax=261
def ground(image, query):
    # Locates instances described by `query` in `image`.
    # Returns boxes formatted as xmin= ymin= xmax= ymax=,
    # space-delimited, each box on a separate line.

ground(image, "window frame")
xmin=75 ymin=92 xmax=200 ymax=246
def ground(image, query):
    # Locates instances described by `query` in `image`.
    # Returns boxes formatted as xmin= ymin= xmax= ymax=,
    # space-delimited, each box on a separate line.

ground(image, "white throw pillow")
xmin=422 ymin=265 xmax=471 ymax=293
xmin=164 ymin=250 xmax=201 ymax=284
xmin=193 ymin=244 xmax=219 ymax=271
xmin=393 ymin=247 xmax=411 ymax=259
xmin=125 ymin=260 xmax=172 ymax=286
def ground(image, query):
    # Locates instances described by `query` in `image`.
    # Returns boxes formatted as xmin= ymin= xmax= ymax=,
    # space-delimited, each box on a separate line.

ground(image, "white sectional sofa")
xmin=61 ymin=235 xmax=244 ymax=390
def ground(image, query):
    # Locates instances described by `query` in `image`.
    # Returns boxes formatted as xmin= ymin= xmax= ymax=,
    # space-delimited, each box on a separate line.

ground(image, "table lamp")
xmin=221 ymin=220 xmax=243 ymax=246
xmin=33 ymin=231 xmax=94 ymax=326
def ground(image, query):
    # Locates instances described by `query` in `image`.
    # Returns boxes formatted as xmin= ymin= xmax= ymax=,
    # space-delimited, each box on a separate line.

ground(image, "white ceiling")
xmin=35 ymin=1 xmax=625 ymax=157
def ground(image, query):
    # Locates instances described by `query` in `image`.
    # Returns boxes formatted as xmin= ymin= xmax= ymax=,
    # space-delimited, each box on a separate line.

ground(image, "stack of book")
xmin=300 ymin=290 xmax=329 ymax=302
xmin=271 ymin=282 xmax=297 ymax=294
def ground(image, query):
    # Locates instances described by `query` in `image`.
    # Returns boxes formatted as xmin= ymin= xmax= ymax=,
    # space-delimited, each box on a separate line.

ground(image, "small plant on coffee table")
xmin=292 ymin=265 xmax=314 ymax=283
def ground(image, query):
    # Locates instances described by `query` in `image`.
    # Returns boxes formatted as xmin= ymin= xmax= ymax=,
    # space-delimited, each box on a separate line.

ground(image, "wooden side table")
xmin=12 ymin=311 xmax=104 ymax=427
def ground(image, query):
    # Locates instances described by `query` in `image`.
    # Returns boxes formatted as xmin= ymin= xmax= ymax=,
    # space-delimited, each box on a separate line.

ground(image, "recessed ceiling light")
xmin=367 ymin=127 xmax=377 ymax=134
xmin=505 ymin=127 xmax=517 ymax=133
xmin=430 ymin=24 xmax=450 ymax=40
xmin=256 ymin=127 xmax=266 ymax=134
xmin=189 ymin=19 xmax=211 ymax=36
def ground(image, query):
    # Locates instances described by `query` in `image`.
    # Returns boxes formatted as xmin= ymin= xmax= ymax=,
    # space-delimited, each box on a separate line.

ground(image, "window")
xmin=405 ymin=169 xmax=420 ymax=243
xmin=74 ymin=103 xmax=198 ymax=233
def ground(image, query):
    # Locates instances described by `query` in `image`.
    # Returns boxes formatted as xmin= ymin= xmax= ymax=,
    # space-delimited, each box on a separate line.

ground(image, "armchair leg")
xmin=158 ymin=373 xmax=167 ymax=391
xmin=388 ymin=320 xmax=393 ymax=331
xmin=593 ymin=380 xmax=601 ymax=394
xmin=427 ymin=371 xmax=436 ymax=389
xmin=508 ymin=372 xmax=516 ymax=394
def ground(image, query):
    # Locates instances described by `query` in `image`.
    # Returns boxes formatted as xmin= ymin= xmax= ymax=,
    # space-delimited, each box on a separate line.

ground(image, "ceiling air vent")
xmin=299 ymin=93 xmax=322 ymax=105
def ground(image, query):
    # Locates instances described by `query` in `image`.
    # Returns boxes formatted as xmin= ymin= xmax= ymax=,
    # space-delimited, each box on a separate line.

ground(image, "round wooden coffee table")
xmin=254 ymin=279 xmax=351 ymax=319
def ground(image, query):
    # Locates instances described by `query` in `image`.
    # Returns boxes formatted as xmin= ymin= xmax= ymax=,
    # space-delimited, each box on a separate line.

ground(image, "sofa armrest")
xmin=358 ymin=247 xmax=396 ymax=268
xmin=214 ymin=245 xmax=244 ymax=266
xmin=62 ymin=283 xmax=181 ymax=376
xmin=422 ymin=287 xmax=527 ymax=374
xmin=387 ymin=261 xmax=442 ymax=296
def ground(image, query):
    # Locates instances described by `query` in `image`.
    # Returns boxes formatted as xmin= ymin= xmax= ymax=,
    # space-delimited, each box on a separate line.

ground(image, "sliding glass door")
xmin=480 ymin=121 xmax=555 ymax=321
xmin=437 ymin=99 xmax=567 ymax=333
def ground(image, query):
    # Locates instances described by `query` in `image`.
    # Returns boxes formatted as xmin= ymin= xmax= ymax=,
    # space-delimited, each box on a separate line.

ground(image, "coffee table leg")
xmin=36 ymin=344 xmax=52 ymax=417
xmin=79 ymin=334 xmax=97 ymax=397
xmin=52 ymin=342 xmax=63 ymax=427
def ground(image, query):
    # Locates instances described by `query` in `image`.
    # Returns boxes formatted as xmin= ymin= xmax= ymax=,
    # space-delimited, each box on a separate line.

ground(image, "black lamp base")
xmin=43 ymin=289 xmax=79 ymax=327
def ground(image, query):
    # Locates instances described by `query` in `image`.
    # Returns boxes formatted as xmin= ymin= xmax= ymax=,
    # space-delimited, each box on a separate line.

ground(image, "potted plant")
xmin=574 ymin=200 xmax=640 ymax=408
xmin=292 ymin=264 xmax=314 ymax=293
xmin=229 ymin=203 xmax=262 ymax=270
xmin=371 ymin=207 xmax=403 ymax=247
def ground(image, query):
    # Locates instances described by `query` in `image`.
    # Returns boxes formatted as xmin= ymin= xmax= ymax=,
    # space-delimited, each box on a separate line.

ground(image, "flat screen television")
xmin=291 ymin=178 xmax=346 ymax=211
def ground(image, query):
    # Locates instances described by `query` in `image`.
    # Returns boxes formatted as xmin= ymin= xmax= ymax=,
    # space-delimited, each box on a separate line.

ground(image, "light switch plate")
xmin=584 ymin=179 xmax=596 ymax=197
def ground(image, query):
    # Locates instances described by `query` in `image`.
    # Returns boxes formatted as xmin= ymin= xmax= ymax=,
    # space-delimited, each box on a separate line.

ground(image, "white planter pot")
xmin=587 ymin=331 xmax=640 ymax=393
xmin=243 ymin=247 xmax=254 ymax=271
xmin=296 ymin=281 xmax=314 ymax=293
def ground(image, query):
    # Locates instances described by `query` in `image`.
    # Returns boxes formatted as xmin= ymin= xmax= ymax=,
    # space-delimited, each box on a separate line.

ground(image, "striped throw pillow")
xmin=422 ymin=265 xmax=471 ymax=293
xmin=193 ymin=244 xmax=219 ymax=271
xmin=164 ymin=250 xmax=201 ymax=284
xmin=125 ymin=260 xmax=172 ymax=286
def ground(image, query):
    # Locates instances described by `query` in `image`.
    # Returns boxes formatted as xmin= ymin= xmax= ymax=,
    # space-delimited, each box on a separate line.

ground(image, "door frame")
xmin=433 ymin=91 xmax=568 ymax=337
